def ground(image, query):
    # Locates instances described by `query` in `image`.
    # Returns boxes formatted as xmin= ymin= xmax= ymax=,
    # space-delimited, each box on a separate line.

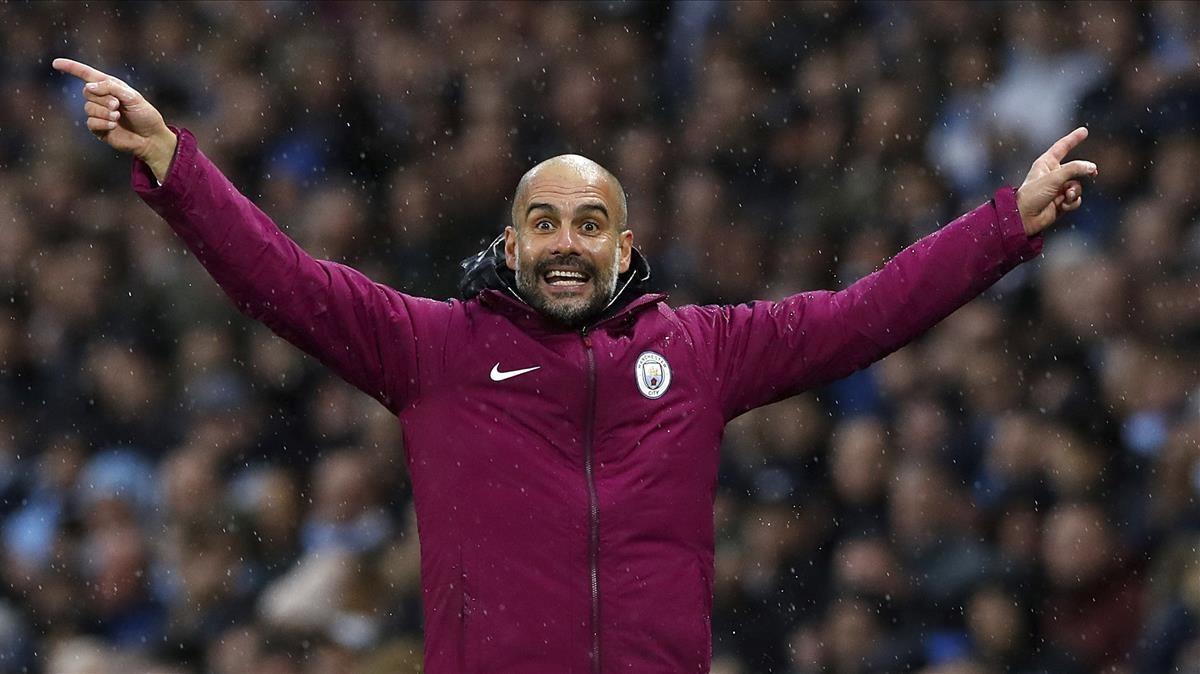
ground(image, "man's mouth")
xmin=542 ymin=268 xmax=591 ymax=288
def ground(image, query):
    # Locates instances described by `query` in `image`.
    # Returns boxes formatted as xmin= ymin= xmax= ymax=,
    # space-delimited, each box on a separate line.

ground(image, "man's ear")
xmin=618 ymin=229 xmax=634 ymax=273
xmin=504 ymin=226 xmax=518 ymax=271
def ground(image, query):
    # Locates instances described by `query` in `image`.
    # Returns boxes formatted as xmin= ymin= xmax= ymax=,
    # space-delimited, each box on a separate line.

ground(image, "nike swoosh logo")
xmin=490 ymin=364 xmax=541 ymax=382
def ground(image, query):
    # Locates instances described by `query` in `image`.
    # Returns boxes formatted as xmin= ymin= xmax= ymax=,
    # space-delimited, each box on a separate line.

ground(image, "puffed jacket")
xmin=133 ymin=128 xmax=1042 ymax=673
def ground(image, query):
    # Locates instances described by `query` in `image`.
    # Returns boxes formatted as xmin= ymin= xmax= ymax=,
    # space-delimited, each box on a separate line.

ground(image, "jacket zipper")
xmin=581 ymin=328 xmax=601 ymax=674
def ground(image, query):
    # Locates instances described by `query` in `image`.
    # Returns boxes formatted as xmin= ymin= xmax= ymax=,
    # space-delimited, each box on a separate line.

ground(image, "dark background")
xmin=1 ymin=2 xmax=1199 ymax=672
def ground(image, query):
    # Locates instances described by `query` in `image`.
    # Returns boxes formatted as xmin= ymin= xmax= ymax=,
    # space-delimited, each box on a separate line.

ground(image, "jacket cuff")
xmin=131 ymin=125 xmax=193 ymax=206
xmin=994 ymin=185 xmax=1043 ymax=261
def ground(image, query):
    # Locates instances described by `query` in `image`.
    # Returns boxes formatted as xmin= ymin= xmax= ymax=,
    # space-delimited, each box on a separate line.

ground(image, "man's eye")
xmin=535 ymin=220 xmax=553 ymax=231
xmin=582 ymin=221 xmax=598 ymax=233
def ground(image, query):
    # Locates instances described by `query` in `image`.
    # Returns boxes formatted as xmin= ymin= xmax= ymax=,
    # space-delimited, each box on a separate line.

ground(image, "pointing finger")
xmin=1042 ymin=127 xmax=1089 ymax=163
xmin=52 ymin=57 xmax=110 ymax=83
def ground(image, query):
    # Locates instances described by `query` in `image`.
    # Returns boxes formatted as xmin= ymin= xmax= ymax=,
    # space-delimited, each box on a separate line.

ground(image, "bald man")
xmin=55 ymin=58 xmax=1096 ymax=674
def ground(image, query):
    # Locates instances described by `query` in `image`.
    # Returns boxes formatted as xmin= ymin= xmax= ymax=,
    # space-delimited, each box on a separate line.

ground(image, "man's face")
xmin=504 ymin=161 xmax=633 ymax=328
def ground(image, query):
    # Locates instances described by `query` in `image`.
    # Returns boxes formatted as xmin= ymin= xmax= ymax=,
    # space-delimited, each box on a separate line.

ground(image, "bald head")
xmin=510 ymin=154 xmax=628 ymax=231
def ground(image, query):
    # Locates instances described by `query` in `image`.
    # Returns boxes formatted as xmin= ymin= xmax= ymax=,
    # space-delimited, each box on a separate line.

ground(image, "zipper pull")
xmin=580 ymin=328 xmax=591 ymax=348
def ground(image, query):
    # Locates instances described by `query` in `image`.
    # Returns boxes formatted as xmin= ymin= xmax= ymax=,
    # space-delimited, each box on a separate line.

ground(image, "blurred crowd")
xmin=1 ymin=1 xmax=1199 ymax=673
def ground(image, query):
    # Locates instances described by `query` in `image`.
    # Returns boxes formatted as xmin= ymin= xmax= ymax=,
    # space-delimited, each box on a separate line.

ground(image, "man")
xmin=53 ymin=57 xmax=1095 ymax=673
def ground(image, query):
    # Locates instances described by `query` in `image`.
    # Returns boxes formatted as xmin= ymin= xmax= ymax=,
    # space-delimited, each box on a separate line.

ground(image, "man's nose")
xmin=550 ymin=223 xmax=579 ymax=254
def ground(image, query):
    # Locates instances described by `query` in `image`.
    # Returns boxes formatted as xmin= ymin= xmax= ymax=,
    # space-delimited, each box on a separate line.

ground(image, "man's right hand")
xmin=52 ymin=58 xmax=178 ymax=183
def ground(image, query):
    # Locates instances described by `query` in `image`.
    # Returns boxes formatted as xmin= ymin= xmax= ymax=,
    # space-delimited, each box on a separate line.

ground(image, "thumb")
xmin=1024 ymin=159 xmax=1098 ymax=208
xmin=1049 ymin=160 xmax=1099 ymax=186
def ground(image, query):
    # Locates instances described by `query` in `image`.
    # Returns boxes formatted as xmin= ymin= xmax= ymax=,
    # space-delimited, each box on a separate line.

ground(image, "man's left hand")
xmin=1016 ymin=127 xmax=1099 ymax=236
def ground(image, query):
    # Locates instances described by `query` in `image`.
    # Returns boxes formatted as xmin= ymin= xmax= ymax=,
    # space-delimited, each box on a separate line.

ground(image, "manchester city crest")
xmin=635 ymin=351 xmax=671 ymax=399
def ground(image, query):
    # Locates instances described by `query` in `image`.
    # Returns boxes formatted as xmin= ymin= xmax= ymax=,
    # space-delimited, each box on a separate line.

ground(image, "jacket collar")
xmin=478 ymin=287 xmax=667 ymax=331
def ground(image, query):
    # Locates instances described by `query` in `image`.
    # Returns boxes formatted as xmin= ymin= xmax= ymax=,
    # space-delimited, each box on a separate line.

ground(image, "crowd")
xmin=1 ymin=1 xmax=1199 ymax=672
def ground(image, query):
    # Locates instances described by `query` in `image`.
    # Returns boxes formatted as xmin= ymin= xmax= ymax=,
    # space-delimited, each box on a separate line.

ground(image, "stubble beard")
xmin=515 ymin=246 xmax=621 ymax=329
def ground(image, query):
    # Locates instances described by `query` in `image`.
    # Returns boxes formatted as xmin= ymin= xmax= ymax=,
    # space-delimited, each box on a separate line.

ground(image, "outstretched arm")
xmin=53 ymin=58 xmax=448 ymax=413
xmin=678 ymin=129 xmax=1098 ymax=420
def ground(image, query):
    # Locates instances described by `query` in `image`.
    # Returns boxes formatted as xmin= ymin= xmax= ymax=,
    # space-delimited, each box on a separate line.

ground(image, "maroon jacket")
xmin=133 ymin=129 xmax=1042 ymax=673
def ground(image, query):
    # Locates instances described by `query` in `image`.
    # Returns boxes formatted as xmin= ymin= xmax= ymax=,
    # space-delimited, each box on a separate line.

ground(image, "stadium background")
xmin=1 ymin=1 xmax=1199 ymax=672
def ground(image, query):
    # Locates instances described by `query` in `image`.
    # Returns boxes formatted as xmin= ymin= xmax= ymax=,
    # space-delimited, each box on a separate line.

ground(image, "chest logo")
xmin=490 ymin=364 xmax=540 ymax=381
xmin=635 ymin=351 xmax=671 ymax=399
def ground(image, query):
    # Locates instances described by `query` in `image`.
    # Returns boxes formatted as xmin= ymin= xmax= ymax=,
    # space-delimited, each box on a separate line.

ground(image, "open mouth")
xmin=542 ymin=268 xmax=591 ymax=289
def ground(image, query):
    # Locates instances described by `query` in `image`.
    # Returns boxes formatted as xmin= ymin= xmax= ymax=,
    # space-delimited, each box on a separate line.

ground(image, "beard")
xmin=514 ymin=247 xmax=621 ymax=328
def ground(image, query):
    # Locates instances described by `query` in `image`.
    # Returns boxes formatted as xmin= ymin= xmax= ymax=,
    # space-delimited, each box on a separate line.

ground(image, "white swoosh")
xmin=490 ymin=363 xmax=541 ymax=382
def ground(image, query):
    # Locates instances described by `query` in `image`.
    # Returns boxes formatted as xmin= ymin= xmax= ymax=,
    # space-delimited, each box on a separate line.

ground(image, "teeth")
xmin=545 ymin=270 xmax=588 ymax=284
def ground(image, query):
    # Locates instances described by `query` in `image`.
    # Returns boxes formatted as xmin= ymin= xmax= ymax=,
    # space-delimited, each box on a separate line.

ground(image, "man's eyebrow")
xmin=576 ymin=202 xmax=609 ymax=219
xmin=526 ymin=202 xmax=558 ymax=218
xmin=525 ymin=202 xmax=609 ymax=220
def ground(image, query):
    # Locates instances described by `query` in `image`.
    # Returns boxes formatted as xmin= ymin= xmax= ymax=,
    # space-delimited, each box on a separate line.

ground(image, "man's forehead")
xmin=510 ymin=154 xmax=627 ymax=228
xmin=523 ymin=160 xmax=615 ymax=197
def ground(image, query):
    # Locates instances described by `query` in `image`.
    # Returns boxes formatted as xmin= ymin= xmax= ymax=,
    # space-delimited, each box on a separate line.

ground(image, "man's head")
xmin=505 ymin=154 xmax=633 ymax=328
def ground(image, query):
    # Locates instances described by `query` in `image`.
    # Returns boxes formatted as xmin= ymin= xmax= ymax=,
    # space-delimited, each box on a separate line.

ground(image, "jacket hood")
xmin=458 ymin=233 xmax=654 ymax=318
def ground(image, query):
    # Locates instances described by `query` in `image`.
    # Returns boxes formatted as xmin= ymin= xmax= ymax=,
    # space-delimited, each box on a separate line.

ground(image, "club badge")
xmin=635 ymin=351 xmax=671 ymax=399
